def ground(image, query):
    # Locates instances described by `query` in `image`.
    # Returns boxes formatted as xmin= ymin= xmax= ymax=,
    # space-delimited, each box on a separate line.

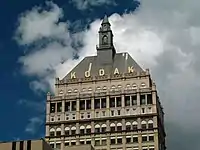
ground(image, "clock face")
xmin=103 ymin=24 xmax=107 ymax=30
xmin=102 ymin=36 xmax=108 ymax=44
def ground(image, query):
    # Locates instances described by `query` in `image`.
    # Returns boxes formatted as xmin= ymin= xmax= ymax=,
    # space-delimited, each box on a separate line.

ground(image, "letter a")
xmin=114 ymin=68 xmax=119 ymax=75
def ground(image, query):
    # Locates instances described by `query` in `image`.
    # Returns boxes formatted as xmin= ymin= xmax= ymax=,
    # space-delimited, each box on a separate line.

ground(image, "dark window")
xmin=117 ymin=110 xmax=121 ymax=115
xmin=71 ymin=101 xmax=76 ymax=111
xmin=111 ymin=110 xmax=114 ymax=116
xmin=102 ymin=111 xmax=106 ymax=116
xmin=50 ymin=144 xmax=54 ymax=148
xmin=86 ymin=129 xmax=91 ymax=134
xmin=142 ymin=136 xmax=147 ymax=142
xmin=80 ymin=141 xmax=84 ymax=145
xmin=142 ymin=108 xmax=145 ymax=113
xmin=80 ymin=100 xmax=85 ymax=110
xmin=101 ymin=98 xmax=106 ymax=108
xmin=110 ymin=97 xmax=115 ymax=107
xmin=102 ymin=127 xmax=106 ymax=132
xmin=117 ymin=138 xmax=122 ymax=144
xmin=56 ymin=131 xmax=61 ymax=136
xmin=65 ymin=130 xmax=69 ymax=136
xmin=148 ymin=123 xmax=153 ymax=129
xmin=56 ymin=143 xmax=61 ymax=149
xmin=57 ymin=102 xmax=62 ymax=112
xmin=65 ymin=142 xmax=69 ymax=146
xmin=27 ymin=140 xmax=31 ymax=150
xmin=149 ymin=148 xmax=154 ymax=150
xmin=132 ymin=95 xmax=137 ymax=105
xmin=117 ymin=126 xmax=122 ymax=131
xmin=50 ymin=131 xmax=55 ymax=137
xmin=147 ymin=94 xmax=152 ymax=104
xmin=65 ymin=102 xmax=70 ymax=111
xmin=50 ymin=103 xmax=55 ymax=113
xmin=140 ymin=95 xmax=146 ymax=105
xmin=125 ymin=96 xmax=130 ymax=106
xmin=71 ymin=142 xmax=76 ymax=145
xmin=80 ymin=129 xmax=85 ymax=135
xmin=71 ymin=130 xmax=76 ymax=135
xmin=86 ymin=100 xmax=91 ymax=109
xmin=126 ymin=125 xmax=131 ymax=131
xmin=95 ymin=140 xmax=100 ymax=146
xmin=20 ymin=141 xmax=24 ymax=150
xmin=95 ymin=99 xmax=100 ymax=109
xmin=95 ymin=128 xmax=100 ymax=133
xmin=133 ymin=125 xmax=137 ymax=130
xmin=149 ymin=135 xmax=154 ymax=141
xmin=116 ymin=97 xmax=121 ymax=107
xmin=86 ymin=141 xmax=91 ymax=144
xmin=110 ymin=127 xmax=115 ymax=132
xmin=12 ymin=142 xmax=16 ymax=150
xmin=111 ymin=139 xmax=115 ymax=144
xmin=126 ymin=138 xmax=131 ymax=143
xmin=141 ymin=124 xmax=147 ymax=130
xmin=102 ymin=139 xmax=107 ymax=145
xmin=133 ymin=137 xmax=138 ymax=143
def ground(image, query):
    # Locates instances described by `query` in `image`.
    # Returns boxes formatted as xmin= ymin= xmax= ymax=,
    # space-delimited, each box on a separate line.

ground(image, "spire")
xmin=102 ymin=14 xmax=109 ymax=24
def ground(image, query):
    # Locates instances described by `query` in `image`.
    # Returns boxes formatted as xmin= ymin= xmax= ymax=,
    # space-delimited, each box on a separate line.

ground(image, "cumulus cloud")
xmin=70 ymin=0 xmax=116 ymax=10
xmin=15 ymin=0 xmax=200 ymax=149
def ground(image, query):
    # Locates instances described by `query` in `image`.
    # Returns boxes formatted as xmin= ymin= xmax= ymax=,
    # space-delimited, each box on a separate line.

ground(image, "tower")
xmin=45 ymin=15 xmax=166 ymax=150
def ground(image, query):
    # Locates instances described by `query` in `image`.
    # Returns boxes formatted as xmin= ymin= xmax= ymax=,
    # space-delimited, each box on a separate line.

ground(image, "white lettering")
xmin=114 ymin=68 xmax=119 ymax=75
xmin=71 ymin=72 xmax=76 ymax=79
xmin=128 ymin=66 xmax=134 ymax=73
xmin=99 ymin=69 xmax=105 ymax=76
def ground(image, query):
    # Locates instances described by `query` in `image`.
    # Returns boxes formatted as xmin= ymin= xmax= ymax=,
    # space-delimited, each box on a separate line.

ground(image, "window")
xmin=95 ymin=140 xmax=100 ymax=146
xmin=86 ymin=141 xmax=91 ymax=144
xmin=80 ymin=141 xmax=84 ymax=145
xmin=95 ymin=99 xmax=100 ymax=109
xmin=149 ymin=148 xmax=154 ymax=150
xmin=142 ymin=108 xmax=145 ymax=113
xmin=68 ymin=89 xmax=72 ymax=93
xmin=87 ymin=113 xmax=91 ymax=118
xmin=132 ymin=95 xmax=137 ymax=105
xmin=148 ymin=120 xmax=154 ymax=129
xmin=126 ymin=122 xmax=131 ymax=131
xmin=96 ymin=112 xmax=99 ymax=117
xmin=27 ymin=140 xmax=31 ymax=150
xmin=149 ymin=135 xmax=154 ymax=141
xmin=102 ymin=139 xmax=107 ymax=145
xmin=65 ymin=142 xmax=69 ymax=146
xmin=80 ymin=100 xmax=85 ymax=110
xmin=50 ymin=103 xmax=55 ymax=113
xmin=132 ymin=121 xmax=138 ymax=130
xmin=142 ymin=136 xmax=147 ymax=142
xmin=110 ymin=97 xmax=115 ymax=107
xmin=74 ymin=89 xmax=78 ymax=93
xmin=57 ymin=102 xmax=62 ymax=112
xmin=110 ymin=139 xmax=115 ymax=144
xmin=71 ymin=101 xmax=76 ymax=111
xmin=50 ymin=128 xmax=55 ymax=136
xmin=116 ymin=97 xmax=121 ymax=107
xmin=111 ymin=110 xmax=114 ymax=116
xmin=133 ymin=137 xmax=138 ymax=143
xmin=117 ymin=123 xmax=122 ymax=131
xmin=80 ymin=113 xmax=84 ymax=119
xmin=56 ymin=143 xmax=61 ymax=149
xmin=56 ymin=131 xmax=61 ymax=136
xmin=125 ymin=96 xmax=130 ymax=106
xmin=86 ymin=100 xmax=91 ymax=109
xmin=117 ymin=138 xmax=122 ymax=144
xmin=80 ymin=126 xmax=85 ymax=135
xmin=71 ymin=142 xmax=76 ymax=145
xmin=117 ymin=110 xmax=121 ymax=115
xmin=71 ymin=127 xmax=76 ymax=135
xmin=126 ymin=137 xmax=131 ymax=143
xmin=141 ymin=121 xmax=147 ymax=130
xmin=101 ymin=98 xmax=106 ymax=108
xmin=65 ymin=102 xmax=70 ymax=111
xmin=50 ymin=144 xmax=54 ymax=148
xmin=95 ymin=124 xmax=100 ymax=133
xmin=101 ymin=124 xmax=107 ymax=132
xmin=110 ymin=123 xmax=115 ymax=132
xmin=102 ymin=111 xmax=106 ymax=116
xmin=147 ymin=94 xmax=152 ymax=104
xmin=140 ymin=95 xmax=146 ymax=105
xmin=65 ymin=127 xmax=70 ymax=136
xmin=86 ymin=125 xmax=91 ymax=134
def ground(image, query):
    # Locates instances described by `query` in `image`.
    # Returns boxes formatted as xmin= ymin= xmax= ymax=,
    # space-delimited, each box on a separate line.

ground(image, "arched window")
xmin=141 ymin=120 xmax=147 ymax=130
xmin=126 ymin=122 xmax=131 ymax=131
xmin=86 ymin=125 xmax=91 ymax=134
xmin=148 ymin=120 xmax=154 ymax=129
xmin=132 ymin=83 xmax=137 ymax=89
xmin=50 ymin=128 xmax=55 ymax=136
xmin=74 ymin=89 xmax=78 ymax=93
xmin=59 ymin=90 xmax=63 ymax=95
xmin=117 ymin=123 xmax=122 ymax=131
xmin=141 ymin=83 xmax=146 ymax=88
xmin=132 ymin=121 xmax=138 ymax=130
xmin=110 ymin=123 xmax=115 ymax=132
xmin=101 ymin=124 xmax=107 ymax=132
xmin=80 ymin=126 xmax=85 ymax=135
xmin=111 ymin=85 xmax=116 ymax=89
xmin=96 ymin=86 xmax=101 ymax=90
xmin=68 ymin=89 xmax=72 ymax=93
xmin=95 ymin=124 xmax=100 ymax=133
xmin=71 ymin=126 xmax=76 ymax=135
xmin=65 ymin=127 xmax=70 ymax=136
xmin=126 ymin=84 xmax=131 ymax=90
xmin=56 ymin=128 xmax=61 ymax=136
xmin=88 ymin=87 xmax=92 ymax=91
xmin=103 ymin=86 xmax=107 ymax=90
xmin=102 ymin=35 xmax=108 ymax=44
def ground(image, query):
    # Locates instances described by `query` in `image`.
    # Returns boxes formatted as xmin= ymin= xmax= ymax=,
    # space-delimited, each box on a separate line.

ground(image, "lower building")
xmin=0 ymin=138 xmax=52 ymax=150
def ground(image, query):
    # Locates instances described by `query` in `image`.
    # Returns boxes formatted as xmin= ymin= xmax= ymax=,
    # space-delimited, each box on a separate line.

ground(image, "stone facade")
xmin=45 ymin=15 xmax=166 ymax=150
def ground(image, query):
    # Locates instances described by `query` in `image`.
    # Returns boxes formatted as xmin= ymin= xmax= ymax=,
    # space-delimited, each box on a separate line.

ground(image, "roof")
xmin=62 ymin=52 xmax=143 ymax=80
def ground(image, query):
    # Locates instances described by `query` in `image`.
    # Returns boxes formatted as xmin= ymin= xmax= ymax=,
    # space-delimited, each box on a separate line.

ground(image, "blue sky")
xmin=1 ymin=0 xmax=200 ymax=150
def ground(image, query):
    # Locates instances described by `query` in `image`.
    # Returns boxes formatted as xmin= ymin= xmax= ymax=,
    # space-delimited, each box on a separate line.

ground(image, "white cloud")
xmin=25 ymin=117 xmax=43 ymax=134
xmin=15 ymin=0 xmax=200 ymax=149
xmin=70 ymin=0 xmax=116 ymax=10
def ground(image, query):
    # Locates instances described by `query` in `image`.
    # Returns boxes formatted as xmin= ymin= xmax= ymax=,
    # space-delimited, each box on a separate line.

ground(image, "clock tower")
xmin=97 ymin=15 xmax=116 ymax=65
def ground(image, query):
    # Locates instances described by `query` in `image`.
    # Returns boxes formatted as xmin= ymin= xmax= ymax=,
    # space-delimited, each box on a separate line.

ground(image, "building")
xmin=0 ymin=139 xmax=53 ymax=150
xmin=45 ymin=15 xmax=166 ymax=150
